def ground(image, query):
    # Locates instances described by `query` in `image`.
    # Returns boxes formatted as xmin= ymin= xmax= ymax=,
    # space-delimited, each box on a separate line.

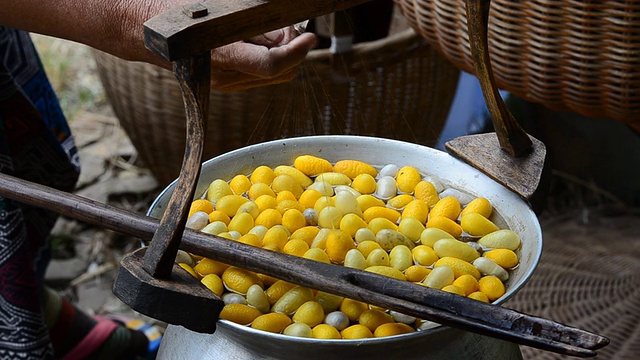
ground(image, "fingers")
xmin=210 ymin=32 xmax=317 ymax=91
xmin=248 ymin=29 xmax=285 ymax=47
xmin=248 ymin=26 xmax=304 ymax=48
xmin=212 ymin=33 xmax=316 ymax=75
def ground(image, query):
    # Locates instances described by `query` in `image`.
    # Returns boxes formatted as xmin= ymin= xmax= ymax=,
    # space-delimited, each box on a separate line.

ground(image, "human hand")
xmin=208 ymin=27 xmax=317 ymax=92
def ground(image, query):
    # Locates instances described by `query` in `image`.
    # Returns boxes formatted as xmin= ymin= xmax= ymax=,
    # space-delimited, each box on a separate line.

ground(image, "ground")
xmin=31 ymin=35 xmax=640 ymax=359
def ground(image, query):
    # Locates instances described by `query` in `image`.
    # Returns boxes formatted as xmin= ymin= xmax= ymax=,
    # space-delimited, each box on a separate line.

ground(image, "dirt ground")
xmin=32 ymin=36 xmax=640 ymax=359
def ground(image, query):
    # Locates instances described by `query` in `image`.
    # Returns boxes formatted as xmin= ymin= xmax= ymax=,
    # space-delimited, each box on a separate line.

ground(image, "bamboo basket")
xmin=505 ymin=212 xmax=640 ymax=359
xmin=92 ymin=12 xmax=460 ymax=186
xmin=395 ymin=0 xmax=640 ymax=130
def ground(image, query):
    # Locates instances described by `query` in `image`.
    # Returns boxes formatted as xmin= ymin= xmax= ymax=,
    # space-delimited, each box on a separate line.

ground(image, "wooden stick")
xmin=0 ymin=172 xmax=609 ymax=357
xmin=141 ymin=51 xmax=210 ymax=278
xmin=464 ymin=0 xmax=531 ymax=157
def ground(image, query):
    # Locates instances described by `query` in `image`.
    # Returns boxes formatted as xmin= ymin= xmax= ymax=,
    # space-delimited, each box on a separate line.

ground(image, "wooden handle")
xmin=141 ymin=51 xmax=211 ymax=278
xmin=465 ymin=0 xmax=532 ymax=157
xmin=144 ymin=0 xmax=372 ymax=61
xmin=0 ymin=172 xmax=609 ymax=357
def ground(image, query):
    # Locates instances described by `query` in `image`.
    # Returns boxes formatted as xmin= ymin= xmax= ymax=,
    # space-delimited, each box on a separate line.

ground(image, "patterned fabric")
xmin=0 ymin=26 xmax=80 ymax=360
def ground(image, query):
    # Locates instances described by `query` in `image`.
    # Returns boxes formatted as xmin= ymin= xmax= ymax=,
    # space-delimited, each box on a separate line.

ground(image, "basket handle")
xmin=465 ymin=0 xmax=532 ymax=157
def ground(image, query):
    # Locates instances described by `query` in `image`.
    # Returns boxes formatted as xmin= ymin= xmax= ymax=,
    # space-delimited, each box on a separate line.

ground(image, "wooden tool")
xmin=445 ymin=0 xmax=549 ymax=214
xmin=113 ymin=48 xmax=219 ymax=333
xmin=113 ymin=0 xmax=372 ymax=335
xmin=113 ymin=4 xmax=218 ymax=333
xmin=0 ymin=172 xmax=609 ymax=357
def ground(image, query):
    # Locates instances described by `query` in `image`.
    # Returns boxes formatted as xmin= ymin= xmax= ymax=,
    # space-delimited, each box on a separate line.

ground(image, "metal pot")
xmin=149 ymin=136 xmax=542 ymax=359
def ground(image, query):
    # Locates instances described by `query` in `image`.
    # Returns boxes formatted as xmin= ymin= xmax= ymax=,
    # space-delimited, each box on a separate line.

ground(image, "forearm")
xmin=0 ymin=0 xmax=186 ymax=67
xmin=1 ymin=0 xmax=318 ymax=92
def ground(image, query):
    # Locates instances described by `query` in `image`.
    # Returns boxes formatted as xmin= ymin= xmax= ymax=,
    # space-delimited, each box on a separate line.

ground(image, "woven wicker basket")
xmin=395 ymin=0 xmax=640 ymax=129
xmin=92 ymin=12 xmax=460 ymax=186
xmin=506 ymin=211 xmax=640 ymax=359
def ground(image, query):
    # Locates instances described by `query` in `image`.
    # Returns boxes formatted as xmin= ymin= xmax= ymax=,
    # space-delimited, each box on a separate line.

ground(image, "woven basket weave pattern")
xmin=395 ymin=0 xmax=640 ymax=127
xmin=94 ymin=17 xmax=460 ymax=186
xmin=506 ymin=212 xmax=640 ymax=359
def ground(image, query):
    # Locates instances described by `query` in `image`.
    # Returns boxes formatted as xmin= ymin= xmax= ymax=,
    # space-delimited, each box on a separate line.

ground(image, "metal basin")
xmin=149 ymin=136 xmax=542 ymax=359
